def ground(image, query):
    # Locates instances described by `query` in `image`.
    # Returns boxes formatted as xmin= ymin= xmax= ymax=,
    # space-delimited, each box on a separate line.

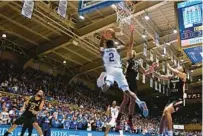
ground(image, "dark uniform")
xmin=15 ymin=96 xmax=42 ymax=125
xmin=126 ymin=58 xmax=140 ymax=92
xmin=169 ymin=76 xmax=185 ymax=112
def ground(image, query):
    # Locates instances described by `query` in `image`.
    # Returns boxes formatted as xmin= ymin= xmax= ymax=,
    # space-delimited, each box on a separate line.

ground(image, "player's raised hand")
xmin=130 ymin=24 xmax=135 ymax=32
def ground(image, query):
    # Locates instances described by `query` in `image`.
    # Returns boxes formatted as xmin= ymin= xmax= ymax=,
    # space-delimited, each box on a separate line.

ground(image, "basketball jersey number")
xmin=109 ymin=53 xmax=114 ymax=62
xmin=29 ymin=104 xmax=35 ymax=110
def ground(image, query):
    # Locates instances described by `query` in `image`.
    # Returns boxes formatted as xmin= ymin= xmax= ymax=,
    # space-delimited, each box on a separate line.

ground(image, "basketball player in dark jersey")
xmin=153 ymin=63 xmax=186 ymax=136
xmin=116 ymin=25 xmax=157 ymax=129
xmin=4 ymin=90 xmax=44 ymax=136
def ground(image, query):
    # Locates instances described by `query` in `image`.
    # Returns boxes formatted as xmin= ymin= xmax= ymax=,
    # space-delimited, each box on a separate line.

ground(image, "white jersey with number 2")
xmin=102 ymin=48 xmax=122 ymax=68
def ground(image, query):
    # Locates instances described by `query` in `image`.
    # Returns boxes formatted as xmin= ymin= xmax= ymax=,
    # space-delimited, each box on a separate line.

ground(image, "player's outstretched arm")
xmin=126 ymin=25 xmax=134 ymax=60
xmin=167 ymin=63 xmax=186 ymax=81
xmin=139 ymin=62 xmax=158 ymax=75
xmin=153 ymin=72 xmax=173 ymax=81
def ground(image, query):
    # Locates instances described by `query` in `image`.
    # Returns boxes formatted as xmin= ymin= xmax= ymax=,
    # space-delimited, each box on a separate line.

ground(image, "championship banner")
xmin=150 ymin=50 xmax=154 ymax=61
xmin=159 ymin=83 xmax=161 ymax=93
xmin=163 ymin=85 xmax=165 ymax=94
xmin=171 ymin=52 xmax=174 ymax=62
xmin=177 ymin=60 xmax=180 ymax=67
xmin=155 ymin=81 xmax=158 ymax=91
xmin=187 ymin=71 xmax=190 ymax=79
xmin=166 ymin=88 xmax=169 ymax=96
xmin=140 ymin=59 xmax=143 ymax=67
xmin=154 ymin=32 xmax=160 ymax=46
xmin=143 ymin=43 xmax=147 ymax=57
xmin=57 ymin=0 xmax=68 ymax=18
xmin=163 ymin=44 xmax=166 ymax=55
xmin=156 ymin=56 xmax=159 ymax=67
xmin=21 ymin=0 xmax=34 ymax=19
xmin=142 ymin=74 xmax=145 ymax=84
xmin=162 ymin=62 xmax=166 ymax=72
xmin=136 ymin=73 xmax=139 ymax=80
xmin=174 ymin=58 xmax=177 ymax=66
xmin=150 ymin=78 xmax=153 ymax=88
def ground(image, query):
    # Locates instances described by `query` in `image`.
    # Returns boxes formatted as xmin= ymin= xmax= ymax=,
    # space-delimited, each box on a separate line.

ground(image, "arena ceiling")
xmin=0 ymin=1 xmax=202 ymax=90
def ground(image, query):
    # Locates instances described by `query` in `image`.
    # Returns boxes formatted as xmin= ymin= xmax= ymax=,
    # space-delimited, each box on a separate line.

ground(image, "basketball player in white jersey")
xmin=104 ymin=101 xmax=119 ymax=136
xmin=97 ymin=28 xmax=149 ymax=118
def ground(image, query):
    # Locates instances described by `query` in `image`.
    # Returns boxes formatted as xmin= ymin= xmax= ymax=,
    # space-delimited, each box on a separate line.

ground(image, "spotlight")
xmin=63 ymin=60 xmax=66 ymax=64
xmin=2 ymin=34 xmax=6 ymax=38
xmin=114 ymin=41 xmax=119 ymax=45
xmin=144 ymin=15 xmax=150 ymax=20
xmin=142 ymin=34 xmax=146 ymax=38
xmin=191 ymin=70 xmax=194 ymax=72
xmin=142 ymin=29 xmax=146 ymax=39
xmin=79 ymin=15 xmax=85 ymax=20
xmin=173 ymin=29 xmax=177 ymax=34
xmin=111 ymin=4 xmax=116 ymax=9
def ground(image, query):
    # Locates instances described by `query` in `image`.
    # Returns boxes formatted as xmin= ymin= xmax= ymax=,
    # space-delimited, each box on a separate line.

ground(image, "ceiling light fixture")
xmin=191 ymin=70 xmax=194 ymax=72
xmin=114 ymin=41 xmax=119 ymax=45
xmin=142 ymin=34 xmax=146 ymax=38
xmin=72 ymin=40 xmax=79 ymax=46
xmin=63 ymin=60 xmax=66 ymax=64
xmin=142 ymin=29 xmax=147 ymax=39
xmin=111 ymin=4 xmax=116 ymax=9
xmin=144 ymin=14 xmax=150 ymax=20
xmin=2 ymin=34 xmax=6 ymax=38
xmin=79 ymin=15 xmax=85 ymax=20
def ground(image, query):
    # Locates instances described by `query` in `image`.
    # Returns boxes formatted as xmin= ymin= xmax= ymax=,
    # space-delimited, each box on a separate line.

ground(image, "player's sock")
xmin=4 ymin=131 xmax=11 ymax=136
xmin=167 ymin=130 xmax=173 ymax=136
xmin=128 ymin=114 xmax=133 ymax=121
xmin=116 ymin=113 xmax=122 ymax=127
xmin=127 ymin=115 xmax=133 ymax=129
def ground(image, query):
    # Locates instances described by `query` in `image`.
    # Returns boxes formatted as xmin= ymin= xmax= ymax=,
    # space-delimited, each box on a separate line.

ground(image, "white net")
xmin=111 ymin=1 xmax=135 ymax=30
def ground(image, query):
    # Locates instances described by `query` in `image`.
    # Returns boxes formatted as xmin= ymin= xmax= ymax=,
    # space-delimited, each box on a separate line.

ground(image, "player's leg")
xmin=105 ymin=119 xmax=115 ymax=136
xmin=104 ymin=125 xmax=111 ymax=136
xmin=98 ymin=72 xmax=114 ymax=92
xmin=20 ymin=125 xmax=27 ymax=136
xmin=4 ymin=115 xmax=25 ymax=136
xmin=116 ymin=72 xmax=149 ymax=117
xmin=4 ymin=124 xmax=18 ymax=136
xmin=159 ymin=101 xmax=183 ymax=136
xmin=127 ymin=83 xmax=136 ymax=128
xmin=116 ymin=93 xmax=130 ymax=128
xmin=33 ymin=122 xmax=43 ymax=136
xmin=28 ymin=125 xmax=33 ymax=136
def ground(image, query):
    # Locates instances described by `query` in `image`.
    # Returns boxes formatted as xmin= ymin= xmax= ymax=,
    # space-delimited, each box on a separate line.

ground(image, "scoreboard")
xmin=177 ymin=0 xmax=202 ymax=47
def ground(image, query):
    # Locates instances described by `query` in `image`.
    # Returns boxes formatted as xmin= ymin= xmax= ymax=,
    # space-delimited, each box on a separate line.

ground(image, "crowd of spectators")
xmin=0 ymin=60 xmax=202 ymax=136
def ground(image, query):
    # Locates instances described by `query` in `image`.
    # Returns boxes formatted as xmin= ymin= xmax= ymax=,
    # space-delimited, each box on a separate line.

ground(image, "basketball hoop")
xmin=111 ymin=0 xmax=137 ymax=31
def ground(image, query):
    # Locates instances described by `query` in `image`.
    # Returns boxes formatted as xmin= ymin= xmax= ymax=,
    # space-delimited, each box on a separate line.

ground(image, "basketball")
xmin=103 ymin=28 xmax=115 ymax=39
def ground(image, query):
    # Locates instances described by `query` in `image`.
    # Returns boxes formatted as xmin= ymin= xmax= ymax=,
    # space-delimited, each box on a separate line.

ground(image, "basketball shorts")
xmin=105 ymin=67 xmax=129 ymax=91
xmin=106 ymin=118 xmax=116 ymax=127
xmin=15 ymin=114 xmax=37 ymax=125
xmin=167 ymin=97 xmax=183 ymax=112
